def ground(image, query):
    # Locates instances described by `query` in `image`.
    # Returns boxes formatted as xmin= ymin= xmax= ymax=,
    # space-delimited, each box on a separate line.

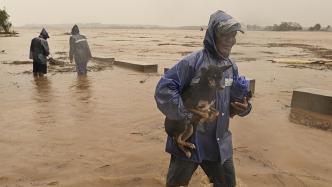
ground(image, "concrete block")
xmin=91 ymin=57 xmax=115 ymax=64
xmin=114 ymin=60 xmax=158 ymax=73
xmin=248 ymin=78 xmax=255 ymax=95
xmin=92 ymin=57 xmax=158 ymax=73
xmin=291 ymin=88 xmax=332 ymax=115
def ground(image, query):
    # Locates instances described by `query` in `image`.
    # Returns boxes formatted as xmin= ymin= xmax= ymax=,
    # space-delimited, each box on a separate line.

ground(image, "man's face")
xmin=215 ymin=31 xmax=237 ymax=58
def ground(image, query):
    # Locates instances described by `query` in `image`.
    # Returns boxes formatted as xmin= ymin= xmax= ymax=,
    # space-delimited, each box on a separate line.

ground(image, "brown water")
xmin=1 ymin=29 xmax=332 ymax=186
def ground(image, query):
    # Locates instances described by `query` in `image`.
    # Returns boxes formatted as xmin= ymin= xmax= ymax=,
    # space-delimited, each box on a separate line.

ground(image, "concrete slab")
xmin=114 ymin=61 xmax=158 ymax=73
xmin=248 ymin=78 xmax=256 ymax=95
xmin=291 ymin=88 xmax=332 ymax=115
xmin=91 ymin=57 xmax=115 ymax=64
xmin=91 ymin=57 xmax=158 ymax=73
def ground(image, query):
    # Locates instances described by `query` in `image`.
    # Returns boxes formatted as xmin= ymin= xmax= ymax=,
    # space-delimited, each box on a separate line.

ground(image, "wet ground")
xmin=0 ymin=29 xmax=332 ymax=186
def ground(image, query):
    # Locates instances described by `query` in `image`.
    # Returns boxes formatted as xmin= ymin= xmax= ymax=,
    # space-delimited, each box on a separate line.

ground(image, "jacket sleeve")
xmin=29 ymin=39 xmax=33 ymax=59
xmin=231 ymin=61 xmax=252 ymax=117
xmin=154 ymin=59 xmax=196 ymax=121
xmin=69 ymin=36 xmax=75 ymax=61
xmin=41 ymin=40 xmax=50 ymax=56
xmin=86 ymin=39 xmax=92 ymax=59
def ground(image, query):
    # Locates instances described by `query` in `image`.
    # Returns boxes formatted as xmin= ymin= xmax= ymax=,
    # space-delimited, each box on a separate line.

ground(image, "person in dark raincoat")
xmin=69 ymin=25 xmax=92 ymax=75
xmin=29 ymin=28 xmax=50 ymax=77
xmin=155 ymin=10 xmax=252 ymax=187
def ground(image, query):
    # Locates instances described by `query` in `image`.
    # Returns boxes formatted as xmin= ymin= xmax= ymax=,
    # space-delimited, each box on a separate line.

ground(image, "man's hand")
xmin=206 ymin=110 xmax=219 ymax=122
xmin=189 ymin=108 xmax=209 ymax=119
xmin=230 ymin=97 xmax=249 ymax=118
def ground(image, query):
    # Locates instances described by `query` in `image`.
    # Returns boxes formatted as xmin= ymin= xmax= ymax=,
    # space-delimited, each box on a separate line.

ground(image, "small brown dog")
xmin=164 ymin=64 xmax=232 ymax=158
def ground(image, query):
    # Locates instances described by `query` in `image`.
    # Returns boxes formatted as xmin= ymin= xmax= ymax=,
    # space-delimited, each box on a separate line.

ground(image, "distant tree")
xmin=309 ymin=24 xmax=321 ymax=31
xmin=272 ymin=22 xmax=302 ymax=31
xmin=321 ymin=25 xmax=331 ymax=32
xmin=0 ymin=8 xmax=12 ymax=33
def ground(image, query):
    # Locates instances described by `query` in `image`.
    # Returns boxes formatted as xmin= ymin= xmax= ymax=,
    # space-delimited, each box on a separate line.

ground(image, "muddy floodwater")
xmin=1 ymin=28 xmax=332 ymax=187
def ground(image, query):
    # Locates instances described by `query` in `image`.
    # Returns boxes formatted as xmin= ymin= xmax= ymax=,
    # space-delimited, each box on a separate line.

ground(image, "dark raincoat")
xmin=29 ymin=28 xmax=50 ymax=64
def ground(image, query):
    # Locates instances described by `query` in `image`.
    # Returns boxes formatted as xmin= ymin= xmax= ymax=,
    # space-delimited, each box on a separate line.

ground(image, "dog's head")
xmin=200 ymin=64 xmax=232 ymax=89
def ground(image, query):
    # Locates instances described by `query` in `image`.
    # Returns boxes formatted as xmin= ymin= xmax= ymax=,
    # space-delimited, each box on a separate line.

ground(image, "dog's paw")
xmin=187 ymin=143 xmax=196 ymax=149
xmin=185 ymin=151 xmax=192 ymax=158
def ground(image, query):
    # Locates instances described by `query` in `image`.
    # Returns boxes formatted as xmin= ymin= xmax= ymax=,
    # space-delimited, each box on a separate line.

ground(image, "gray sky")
xmin=1 ymin=0 xmax=331 ymax=27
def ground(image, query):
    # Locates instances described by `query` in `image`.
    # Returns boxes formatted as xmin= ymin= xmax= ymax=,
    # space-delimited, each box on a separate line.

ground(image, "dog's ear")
xmin=219 ymin=64 xmax=232 ymax=72
xmin=200 ymin=67 xmax=208 ymax=75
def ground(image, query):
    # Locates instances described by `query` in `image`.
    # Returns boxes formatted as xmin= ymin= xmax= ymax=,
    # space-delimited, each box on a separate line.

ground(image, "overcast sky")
xmin=1 ymin=0 xmax=331 ymax=27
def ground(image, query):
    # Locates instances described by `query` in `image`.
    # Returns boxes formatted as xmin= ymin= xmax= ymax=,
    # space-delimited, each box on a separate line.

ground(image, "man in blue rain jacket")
xmin=155 ymin=10 xmax=252 ymax=187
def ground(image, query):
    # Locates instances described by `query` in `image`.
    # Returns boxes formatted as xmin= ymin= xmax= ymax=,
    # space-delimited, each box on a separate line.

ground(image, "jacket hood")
xmin=39 ymin=28 xmax=50 ymax=39
xmin=71 ymin=25 xmax=80 ymax=35
xmin=203 ymin=10 xmax=243 ymax=59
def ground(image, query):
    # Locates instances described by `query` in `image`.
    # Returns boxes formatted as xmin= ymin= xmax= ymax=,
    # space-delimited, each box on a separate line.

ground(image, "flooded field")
xmin=0 ymin=28 xmax=332 ymax=186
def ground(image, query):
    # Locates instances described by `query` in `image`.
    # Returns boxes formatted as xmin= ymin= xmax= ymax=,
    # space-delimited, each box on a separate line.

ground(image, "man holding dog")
xmin=155 ymin=10 xmax=252 ymax=187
